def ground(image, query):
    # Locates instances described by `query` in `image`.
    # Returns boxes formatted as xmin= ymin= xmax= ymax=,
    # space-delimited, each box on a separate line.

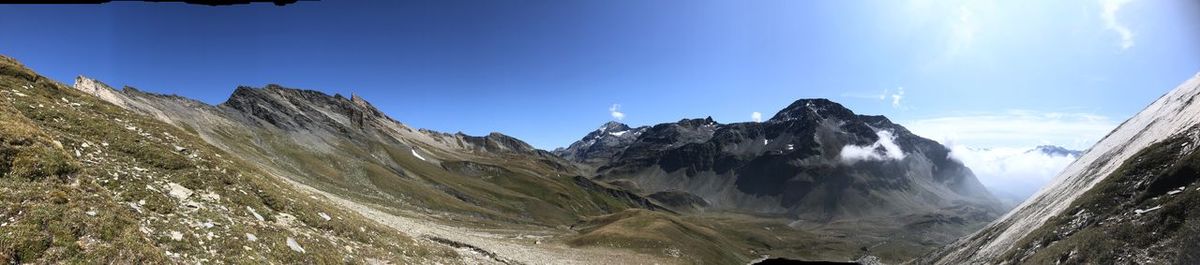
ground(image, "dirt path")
xmin=272 ymin=172 xmax=678 ymax=265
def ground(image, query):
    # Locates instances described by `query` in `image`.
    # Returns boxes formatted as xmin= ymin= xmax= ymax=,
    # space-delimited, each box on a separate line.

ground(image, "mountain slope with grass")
xmin=67 ymin=71 xmax=758 ymax=264
xmin=22 ymin=51 xmax=1026 ymax=263
xmin=0 ymin=55 xmax=461 ymax=264
xmin=921 ymin=72 xmax=1200 ymax=264
xmin=71 ymin=76 xmax=644 ymax=228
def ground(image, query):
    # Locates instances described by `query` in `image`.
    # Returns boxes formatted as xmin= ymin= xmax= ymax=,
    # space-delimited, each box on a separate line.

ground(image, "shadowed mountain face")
xmin=558 ymin=98 xmax=1004 ymax=221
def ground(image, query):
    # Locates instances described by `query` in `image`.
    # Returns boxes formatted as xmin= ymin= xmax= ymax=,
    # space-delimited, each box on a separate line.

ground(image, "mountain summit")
xmin=563 ymin=98 xmax=1001 ymax=219
xmin=768 ymin=98 xmax=862 ymax=122
xmin=556 ymin=98 xmax=1005 ymax=261
xmin=553 ymin=121 xmax=648 ymax=169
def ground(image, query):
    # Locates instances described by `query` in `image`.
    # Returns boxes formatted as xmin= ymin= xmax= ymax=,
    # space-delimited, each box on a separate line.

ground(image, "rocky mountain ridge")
xmin=67 ymin=74 xmax=766 ymax=264
xmin=552 ymin=121 xmax=648 ymax=170
xmin=553 ymin=98 xmax=1009 ymax=263
xmin=558 ymin=98 xmax=1003 ymax=221
xmin=0 ymin=54 xmax=464 ymax=264
xmin=51 ymin=60 xmax=1141 ymax=264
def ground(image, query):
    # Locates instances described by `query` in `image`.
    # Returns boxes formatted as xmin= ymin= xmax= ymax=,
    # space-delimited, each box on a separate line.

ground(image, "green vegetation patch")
xmin=568 ymin=209 xmax=750 ymax=264
xmin=0 ymin=55 xmax=457 ymax=264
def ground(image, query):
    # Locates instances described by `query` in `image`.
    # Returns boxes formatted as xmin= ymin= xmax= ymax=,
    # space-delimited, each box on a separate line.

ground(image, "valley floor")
xmin=269 ymin=169 xmax=680 ymax=265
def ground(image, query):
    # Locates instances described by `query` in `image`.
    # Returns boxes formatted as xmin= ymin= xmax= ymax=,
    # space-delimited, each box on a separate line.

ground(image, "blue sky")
xmin=0 ymin=0 xmax=1197 ymax=151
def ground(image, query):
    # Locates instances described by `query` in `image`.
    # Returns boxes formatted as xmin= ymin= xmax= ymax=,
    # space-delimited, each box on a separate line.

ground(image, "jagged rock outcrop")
xmin=222 ymin=85 xmax=395 ymax=135
xmin=456 ymin=132 xmax=540 ymax=155
xmin=73 ymin=76 xmax=129 ymax=108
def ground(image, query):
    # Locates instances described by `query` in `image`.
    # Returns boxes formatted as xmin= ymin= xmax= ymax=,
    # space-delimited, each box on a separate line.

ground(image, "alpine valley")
xmin=3 ymin=51 xmax=1199 ymax=264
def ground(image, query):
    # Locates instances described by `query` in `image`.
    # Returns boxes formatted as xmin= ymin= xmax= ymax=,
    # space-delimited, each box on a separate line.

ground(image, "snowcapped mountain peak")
xmin=769 ymin=98 xmax=859 ymax=122
xmin=552 ymin=121 xmax=649 ymax=167
xmin=598 ymin=121 xmax=631 ymax=133
xmin=1027 ymin=145 xmax=1082 ymax=157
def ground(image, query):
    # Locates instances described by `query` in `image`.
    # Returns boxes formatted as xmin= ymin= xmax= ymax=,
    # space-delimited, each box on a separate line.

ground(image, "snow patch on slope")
xmin=411 ymin=147 xmax=428 ymax=161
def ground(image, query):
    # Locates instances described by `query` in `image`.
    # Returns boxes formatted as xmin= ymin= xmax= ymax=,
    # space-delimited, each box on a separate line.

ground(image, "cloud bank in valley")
xmin=948 ymin=146 xmax=1080 ymax=202
xmin=905 ymin=111 xmax=1105 ymax=204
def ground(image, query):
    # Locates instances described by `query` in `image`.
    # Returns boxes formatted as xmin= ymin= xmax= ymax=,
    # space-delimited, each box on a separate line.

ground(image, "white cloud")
xmin=904 ymin=110 xmax=1116 ymax=150
xmin=948 ymin=146 xmax=1080 ymax=202
xmin=840 ymin=87 xmax=906 ymax=109
xmin=948 ymin=5 xmax=978 ymax=56
xmin=751 ymin=112 xmax=763 ymax=122
xmin=609 ymin=104 xmax=625 ymax=121
xmin=1100 ymin=0 xmax=1135 ymax=50
xmin=891 ymin=87 xmax=905 ymax=109
xmin=840 ymin=130 xmax=907 ymax=163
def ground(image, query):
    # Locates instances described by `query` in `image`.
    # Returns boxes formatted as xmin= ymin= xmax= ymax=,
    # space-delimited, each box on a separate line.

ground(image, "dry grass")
xmin=0 ymin=54 xmax=458 ymax=264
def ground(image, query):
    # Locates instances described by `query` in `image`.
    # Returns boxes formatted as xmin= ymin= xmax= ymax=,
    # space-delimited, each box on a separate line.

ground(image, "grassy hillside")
xmin=189 ymin=113 xmax=643 ymax=229
xmin=40 ymin=56 xmax=973 ymax=264
xmin=94 ymin=81 xmax=655 ymax=230
xmin=0 ymin=55 xmax=458 ymax=264
xmin=1000 ymin=128 xmax=1200 ymax=264
xmin=568 ymin=209 xmax=746 ymax=264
